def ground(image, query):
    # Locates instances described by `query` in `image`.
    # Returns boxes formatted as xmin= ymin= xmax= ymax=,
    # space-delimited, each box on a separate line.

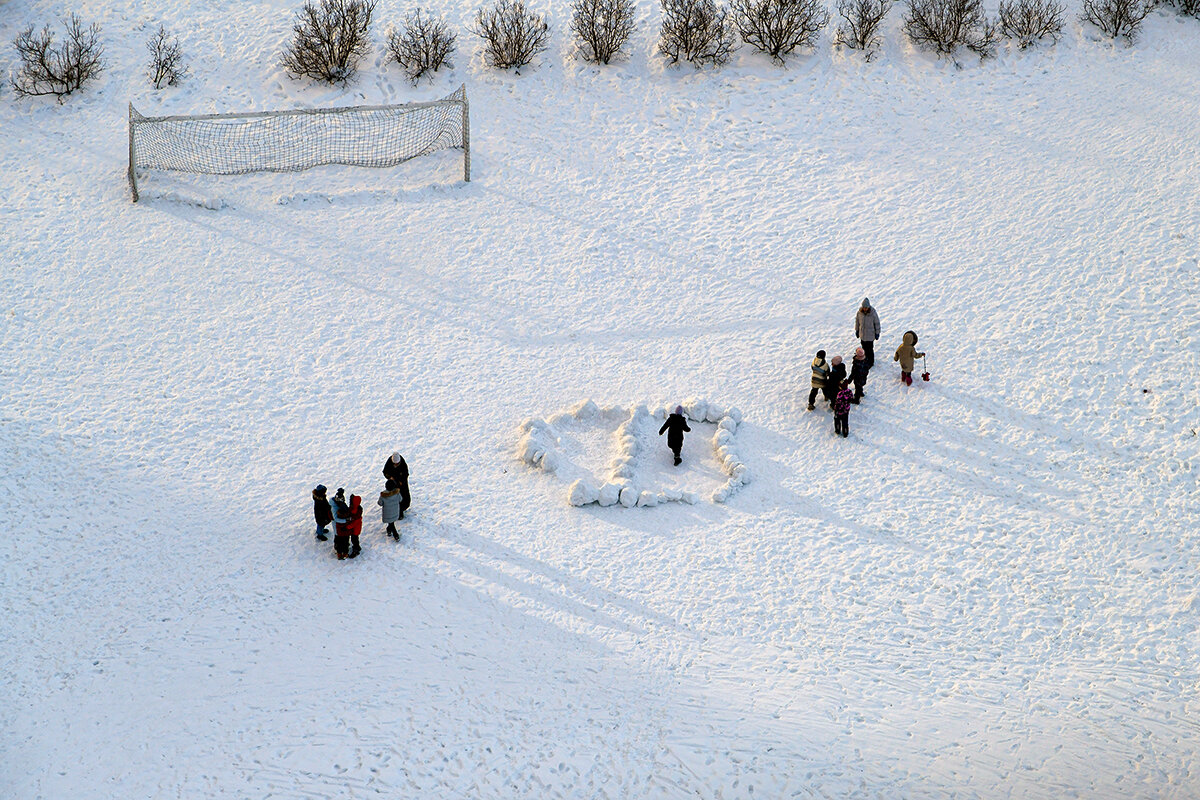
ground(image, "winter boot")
xmin=392 ymin=530 xmax=400 ymax=541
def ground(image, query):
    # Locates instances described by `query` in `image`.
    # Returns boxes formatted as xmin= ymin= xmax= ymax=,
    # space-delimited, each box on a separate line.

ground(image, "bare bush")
xmin=834 ymin=0 xmax=890 ymax=56
xmin=387 ymin=10 xmax=456 ymax=82
xmin=11 ymin=14 xmax=105 ymax=101
xmin=473 ymin=0 xmax=550 ymax=69
xmin=659 ymin=0 xmax=739 ymax=66
xmin=732 ymin=0 xmax=830 ymax=62
xmin=282 ymin=0 xmax=377 ymax=84
xmin=1080 ymin=0 xmax=1153 ymax=39
xmin=571 ymin=0 xmax=636 ymax=64
xmin=904 ymin=0 xmax=997 ymax=56
xmin=147 ymin=26 xmax=188 ymax=88
xmin=1165 ymin=0 xmax=1199 ymax=16
xmin=997 ymin=0 xmax=1063 ymax=47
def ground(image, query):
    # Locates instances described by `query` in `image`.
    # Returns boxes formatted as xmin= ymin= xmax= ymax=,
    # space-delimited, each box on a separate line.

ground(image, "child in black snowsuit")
xmin=827 ymin=356 xmax=847 ymax=406
xmin=332 ymin=489 xmax=351 ymax=560
xmin=850 ymin=347 xmax=869 ymax=403
xmin=659 ymin=405 xmax=691 ymax=466
xmin=312 ymin=485 xmax=332 ymax=541
xmin=833 ymin=380 xmax=854 ymax=438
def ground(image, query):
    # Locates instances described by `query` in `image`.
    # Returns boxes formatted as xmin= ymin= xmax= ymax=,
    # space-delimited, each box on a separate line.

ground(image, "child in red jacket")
xmin=347 ymin=494 xmax=363 ymax=559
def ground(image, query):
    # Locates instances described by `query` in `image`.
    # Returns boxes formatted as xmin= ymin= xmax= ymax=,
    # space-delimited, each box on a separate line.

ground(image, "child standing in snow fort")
xmin=894 ymin=330 xmax=925 ymax=386
xmin=378 ymin=480 xmax=402 ymax=541
xmin=312 ymin=484 xmax=332 ymax=541
xmin=808 ymin=350 xmax=830 ymax=411
xmin=659 ymin=405 xmax=691 ymax=466
xmin=833 ymin=379 xmax=854 ymax=438
xmin=332 ymin=489 xmax=351 ymax=560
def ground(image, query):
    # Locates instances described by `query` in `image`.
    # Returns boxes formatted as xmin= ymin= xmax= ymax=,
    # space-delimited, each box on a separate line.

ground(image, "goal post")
xmin=128 ymin=85 xmax=470 ymax=202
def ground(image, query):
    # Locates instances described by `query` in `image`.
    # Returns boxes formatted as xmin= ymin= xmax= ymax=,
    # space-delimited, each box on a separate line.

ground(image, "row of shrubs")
xmin=9 ymin=0 xmax=1197 ymax=100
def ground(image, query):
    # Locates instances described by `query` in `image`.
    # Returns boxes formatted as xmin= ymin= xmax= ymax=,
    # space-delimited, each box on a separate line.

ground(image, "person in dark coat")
xmin=850 ymin=347 xmax=869 ymax=403
xmin=833 ymin=379 xmax=854 ymax=438
xmin=827 ymin=356 xmax=847 ymax=406
xmin=378 ymin=480 xmax=402 ymax=541
xmin=312 ymin=484 xmax=332 ymax=541
xmin=383 ymin=451 xmax=411 ymax=518
xmin=332 ymin=489 xmax=351 ymax=560
xmin=347 ymin=494 xmax=363 ymax=559
xmin=808 ymin=350 xmax=830 ymax=411
xmin=855 ymin=298 xmax=881 ymax=369
xmin=659 ymin=405 xmax=691 ymax=466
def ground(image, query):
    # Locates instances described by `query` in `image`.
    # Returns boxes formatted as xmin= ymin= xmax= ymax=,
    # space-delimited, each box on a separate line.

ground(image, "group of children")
xmin=311 ymin=451 xmax=411 ymax=561
xmin=808 ymin=298 xmax=927 ymax=438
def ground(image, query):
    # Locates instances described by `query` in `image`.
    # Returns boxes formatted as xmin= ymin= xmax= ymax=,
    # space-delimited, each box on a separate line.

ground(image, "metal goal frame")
xmin=128 ymin=85 xmax=470 ymax=202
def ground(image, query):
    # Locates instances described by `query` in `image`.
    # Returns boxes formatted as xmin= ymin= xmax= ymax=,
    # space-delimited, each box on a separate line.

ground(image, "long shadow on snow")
xmin=150 ymin=199 xmax=551 ymax=348
xmin=426 ymin=519 xmax=687 ymax=636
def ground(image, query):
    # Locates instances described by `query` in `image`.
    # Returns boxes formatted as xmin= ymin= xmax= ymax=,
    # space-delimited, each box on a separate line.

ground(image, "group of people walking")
xmin=809 ymin=298 xmax=926 ymax=438
xmin=311 ymin=451 xmax=411 ymax=561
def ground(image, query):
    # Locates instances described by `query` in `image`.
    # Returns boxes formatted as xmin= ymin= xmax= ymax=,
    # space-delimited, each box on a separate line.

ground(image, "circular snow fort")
xmin=516 ymin=399 xmax=750 ymax=507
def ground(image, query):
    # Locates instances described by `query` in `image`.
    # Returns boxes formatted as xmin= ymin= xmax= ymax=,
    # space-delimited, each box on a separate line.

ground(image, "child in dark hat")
xmin=332 ymin=489 xmax=351 ymax=560
xmin=312 ymin=485 xmax=332 ymax=541
xmin=378 ymin=479 xmax=402 ymax=540
xmin=808 ymin=350 xmax=830 ymax=411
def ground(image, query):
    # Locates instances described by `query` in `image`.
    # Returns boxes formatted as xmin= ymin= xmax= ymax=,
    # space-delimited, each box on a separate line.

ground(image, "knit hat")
xmin=816 ymin=349 xmax=826 ymax=359
xmin=315 ymin=484 xmax=326 ymax=494
xmin=862 ymin=297 xmax=871 ymax=309
xmin=832 ymin=355 xmax=843 ymax=366
xmin=675 ymin=405 xmax=684 ymax=415
xmin=855 ymin=347 xmax=865 ymax=358
xmin=391 ymin=451 xmax=401 ymax=463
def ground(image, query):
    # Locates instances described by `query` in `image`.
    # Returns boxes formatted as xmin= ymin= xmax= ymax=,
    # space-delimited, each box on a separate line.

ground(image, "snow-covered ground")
xmin=2 ymin=0 xmax=1199 ymax=796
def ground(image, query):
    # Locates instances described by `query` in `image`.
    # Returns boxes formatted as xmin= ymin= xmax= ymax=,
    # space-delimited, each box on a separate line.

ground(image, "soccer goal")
xmin=127 ymin=85 xmax=470 ymax=202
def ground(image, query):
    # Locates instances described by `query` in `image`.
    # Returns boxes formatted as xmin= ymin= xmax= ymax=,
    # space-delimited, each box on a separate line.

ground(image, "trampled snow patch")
xmin=517 ymin=398 xmax=749 ymax=507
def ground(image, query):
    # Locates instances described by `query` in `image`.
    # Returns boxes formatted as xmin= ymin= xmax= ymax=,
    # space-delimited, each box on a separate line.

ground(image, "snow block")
xmin=704 ymin=403 xmax=725 ymax=423
xmin=717 ymin=418 xmax=737 ymax=433
xmin=619 ymin=485 xmax=639 ymax=507
xmin=636 ymin=491 xmax=658 ymax=507
xmin=683 ymin=397 xmax=707 ymax=422
xmin=568 ymin=480 xmax=599 ymax=506
xmin=597 ymin=482 xmax=621 ymax=507
xmin=572 ymin=399 xmax=599 ymax=420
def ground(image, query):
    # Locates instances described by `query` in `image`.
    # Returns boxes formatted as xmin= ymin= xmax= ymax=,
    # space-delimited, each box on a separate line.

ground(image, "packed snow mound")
xmin=517 ymin=399 xmax=749 ymax=507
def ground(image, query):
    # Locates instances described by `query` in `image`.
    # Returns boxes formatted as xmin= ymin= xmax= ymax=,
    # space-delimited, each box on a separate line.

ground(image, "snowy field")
xmin=2 ymin=0 xmax=1200 ymax=796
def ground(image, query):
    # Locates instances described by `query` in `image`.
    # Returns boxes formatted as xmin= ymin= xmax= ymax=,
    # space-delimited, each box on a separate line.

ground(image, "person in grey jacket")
xmin=378 ymin=480 xmax=403 ymax=540
xmin=855 ymin=298 xmax=881 ymax=369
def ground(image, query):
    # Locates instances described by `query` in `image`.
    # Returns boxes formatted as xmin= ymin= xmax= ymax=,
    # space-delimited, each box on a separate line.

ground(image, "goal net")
xmin=127 ymin=85 xmax=469 ymax=201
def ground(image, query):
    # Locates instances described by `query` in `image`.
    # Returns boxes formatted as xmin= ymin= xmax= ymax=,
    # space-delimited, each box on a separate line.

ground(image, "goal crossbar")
xmin=128 ymin=85 xmax=470 ymax=202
